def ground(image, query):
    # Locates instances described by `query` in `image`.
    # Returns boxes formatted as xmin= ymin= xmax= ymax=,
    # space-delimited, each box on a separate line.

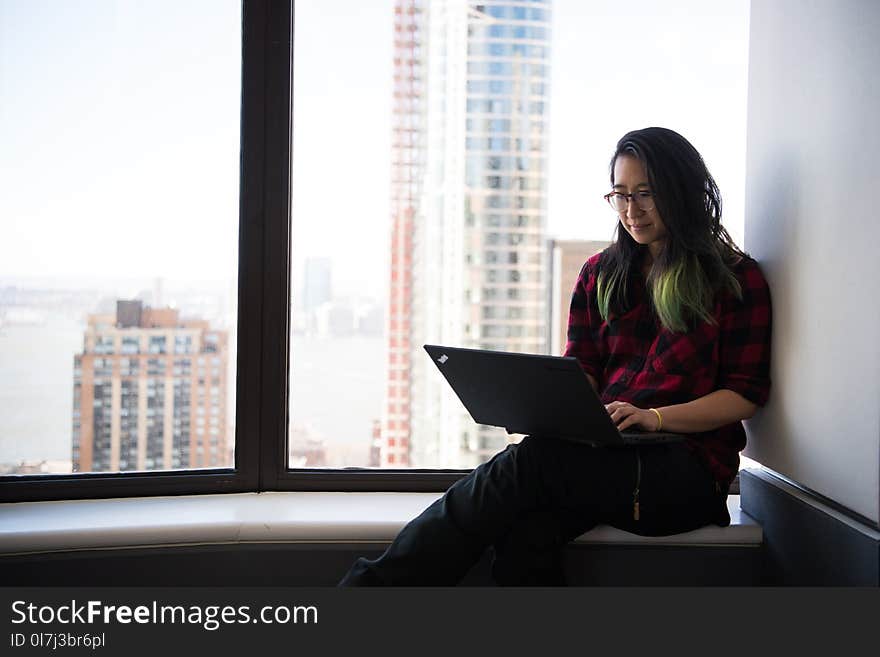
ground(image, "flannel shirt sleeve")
xmin=716 ymin=258 xmax=772 ymax=406
xmin=563 ymin=254 xmax=605 ymax=380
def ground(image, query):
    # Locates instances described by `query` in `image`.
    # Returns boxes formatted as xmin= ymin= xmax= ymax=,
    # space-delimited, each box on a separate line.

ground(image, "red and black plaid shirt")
xmin=564 ymin=250 xmax=772 ymax=487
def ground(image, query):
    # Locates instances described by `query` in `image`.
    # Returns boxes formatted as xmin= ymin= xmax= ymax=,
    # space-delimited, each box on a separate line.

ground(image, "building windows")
xmin=175 ymin=335 xmax=193 ymax=354
xmin=479 ymin=4 xmax=548 ymax=22
xmin=205 ymin=334 xmax=219 ymax=353
xmin=468 ymin=41 xmax=547 ymax=59
xmin=121 ymin=336 xmax=140 ymax=355
xmin=94 ymin=335 xmax=115 ymax=354
xmin=173 ymin=359 xmax=190 ymax=377
xmin=120 ymin=358 xmax=139 ymax=377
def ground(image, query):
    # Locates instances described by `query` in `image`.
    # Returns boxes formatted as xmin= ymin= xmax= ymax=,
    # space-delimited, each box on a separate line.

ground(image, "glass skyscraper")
xmin=384 ymin=0 xmax=552 ymax=468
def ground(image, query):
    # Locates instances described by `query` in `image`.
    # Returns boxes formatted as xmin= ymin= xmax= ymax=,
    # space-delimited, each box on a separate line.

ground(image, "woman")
xmin=339 ymin=127 xmax=772 ymax=586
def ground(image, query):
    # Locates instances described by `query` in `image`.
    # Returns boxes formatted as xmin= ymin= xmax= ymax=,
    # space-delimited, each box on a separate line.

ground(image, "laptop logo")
xmin=437 ymin=354 xmax=449 ymax=364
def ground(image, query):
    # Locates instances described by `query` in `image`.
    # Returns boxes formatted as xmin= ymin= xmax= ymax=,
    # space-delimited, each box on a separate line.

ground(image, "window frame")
xmin=1 ymin=0 xmax=469 ymax=503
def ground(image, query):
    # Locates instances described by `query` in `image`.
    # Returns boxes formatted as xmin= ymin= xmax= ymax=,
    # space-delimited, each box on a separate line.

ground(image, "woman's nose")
xmin=626 ymin=197 xmax=643 ymax=219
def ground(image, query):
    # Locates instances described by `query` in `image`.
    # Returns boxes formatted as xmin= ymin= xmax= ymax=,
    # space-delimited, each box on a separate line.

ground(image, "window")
xmin=3 ymin=0 xmax=751 ymax=501
xmin=0 ymin=0 xmax=270 ymax=501
xmin=149 ymin=336 xmax=167 ymax=355
xmin=175 ymin=335 xmax=193 ymax=355
xmin=121 ymin=336 xmax=140 ymax=355
xmin=94 ymin=336 xmax=115 ymax=355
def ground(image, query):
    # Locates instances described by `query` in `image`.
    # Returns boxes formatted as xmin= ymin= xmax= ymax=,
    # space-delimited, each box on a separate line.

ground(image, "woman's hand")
xmin=604 ymin=401 xmax=660 ymax=432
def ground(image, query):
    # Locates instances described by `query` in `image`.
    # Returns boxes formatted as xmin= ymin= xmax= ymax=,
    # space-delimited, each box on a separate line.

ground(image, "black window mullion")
xmin=0 ymin=470 xmax=246 ymax=503
xmin=279 ymin=470 xmax=471 ymax=493
xmin=237 ymin=0 xmax=292 ymax=493
xmin=252 ymin=0 xmax=294 ymax=490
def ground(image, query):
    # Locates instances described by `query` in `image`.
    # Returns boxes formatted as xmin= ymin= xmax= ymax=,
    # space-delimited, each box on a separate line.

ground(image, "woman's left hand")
xmin=605 ymin=401 xmax=660 ymax=432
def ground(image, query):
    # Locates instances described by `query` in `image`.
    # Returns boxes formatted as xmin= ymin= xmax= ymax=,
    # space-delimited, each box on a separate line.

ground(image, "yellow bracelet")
xmin=649 ymin=407 xmax=663 ymax=431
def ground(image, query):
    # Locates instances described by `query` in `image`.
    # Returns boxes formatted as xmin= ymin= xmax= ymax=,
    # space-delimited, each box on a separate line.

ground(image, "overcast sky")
xmin=0 ymin=0 xmax=750 ymax=300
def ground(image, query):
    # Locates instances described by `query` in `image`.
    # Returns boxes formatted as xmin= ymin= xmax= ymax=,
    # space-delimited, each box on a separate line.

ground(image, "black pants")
xmin=338 ymin=436 xmax=729 ymax=586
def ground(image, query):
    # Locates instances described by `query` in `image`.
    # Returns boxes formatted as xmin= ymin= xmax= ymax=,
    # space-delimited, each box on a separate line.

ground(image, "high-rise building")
xmin=383 ymin=0 xmax=553 ymax=468
xmin=301 ymin=257 xmax=334 ymax=336
xmin=548 ymin=239 xmax=610 ymax=356
xmin=72 ymin=300 xmax=229 ymax=472
xmin=382 ymin=0 xmax=424 ymax=469
xmin=303 ymin=257 xmax=332 ymax=312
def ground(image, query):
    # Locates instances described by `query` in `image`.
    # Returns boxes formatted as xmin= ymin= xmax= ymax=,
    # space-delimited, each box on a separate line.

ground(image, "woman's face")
xmin=612 ymin=155 xmax=668 ymax=257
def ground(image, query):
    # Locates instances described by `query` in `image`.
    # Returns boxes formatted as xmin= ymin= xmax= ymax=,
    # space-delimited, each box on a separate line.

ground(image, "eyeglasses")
xmin=604 ymin=190 xmax=656 ymax=213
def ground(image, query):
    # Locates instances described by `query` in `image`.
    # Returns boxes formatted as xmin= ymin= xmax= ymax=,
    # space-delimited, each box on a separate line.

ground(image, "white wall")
xmin=743 ymin=0 xmax=880 ymax=523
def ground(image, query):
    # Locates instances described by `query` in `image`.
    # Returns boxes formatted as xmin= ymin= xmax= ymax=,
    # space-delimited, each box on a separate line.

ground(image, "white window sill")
xmin=0 ymin=492 xmax=761 ymax=556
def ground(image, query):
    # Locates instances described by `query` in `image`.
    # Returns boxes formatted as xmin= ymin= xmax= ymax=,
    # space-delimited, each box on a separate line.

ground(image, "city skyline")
xmin=0 ymin=262 xmax=385 ymax=471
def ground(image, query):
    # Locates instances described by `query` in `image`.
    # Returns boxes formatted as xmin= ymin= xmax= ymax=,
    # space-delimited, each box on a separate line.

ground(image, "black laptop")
xmin=423 ymin=344 xmax=684 ymax=447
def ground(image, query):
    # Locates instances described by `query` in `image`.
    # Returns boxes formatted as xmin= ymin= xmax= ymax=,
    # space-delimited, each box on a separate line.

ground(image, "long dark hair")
xmin=596 ymin=127 xmax=746 ymax=332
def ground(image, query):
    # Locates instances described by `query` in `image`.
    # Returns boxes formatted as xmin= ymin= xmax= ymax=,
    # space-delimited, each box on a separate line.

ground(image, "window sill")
xmin=0 ymin=492 xmax=761 ymax=556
